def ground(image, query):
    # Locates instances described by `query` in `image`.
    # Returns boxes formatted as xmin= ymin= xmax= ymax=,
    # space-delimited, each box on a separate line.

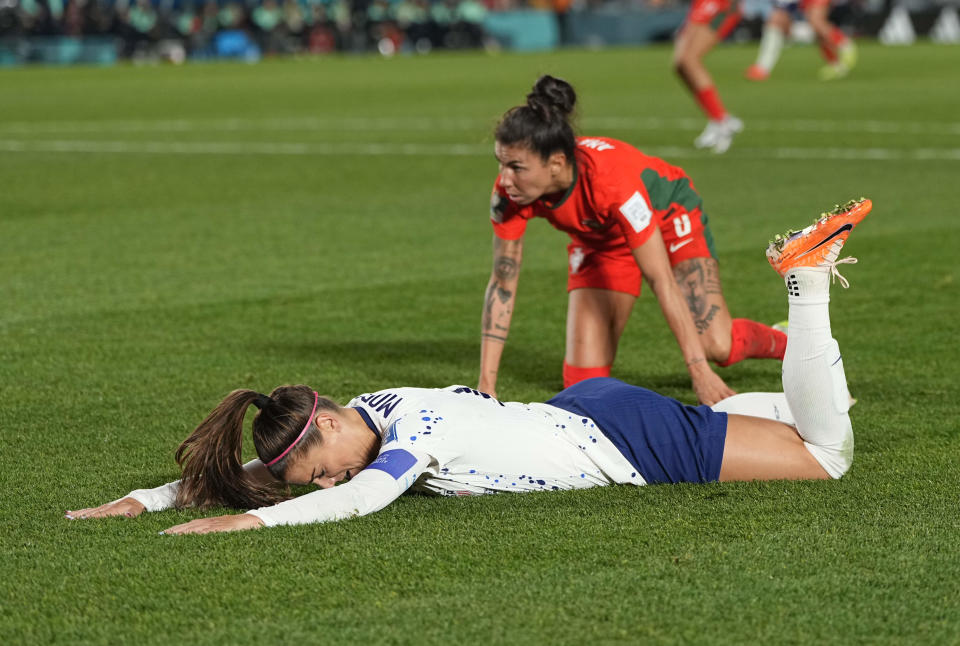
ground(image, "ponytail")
xmin=495 ymin=75 xmax=578 ymax=162
xmin=174 ymin=385 xmax=340 ymax=510
xmin=175 ymin=389 xmax=288 ymax=510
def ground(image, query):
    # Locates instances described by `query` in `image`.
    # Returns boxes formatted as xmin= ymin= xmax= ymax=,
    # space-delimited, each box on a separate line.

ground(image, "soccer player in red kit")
xmin=479 ymin=76 xmax=786 ymax=406
xmin=674 ymin=0 xmax=745 ymax=153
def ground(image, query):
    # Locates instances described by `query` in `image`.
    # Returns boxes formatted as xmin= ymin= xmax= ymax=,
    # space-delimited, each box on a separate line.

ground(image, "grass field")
xmin=2 ymin=42 xmax=959 ymax=645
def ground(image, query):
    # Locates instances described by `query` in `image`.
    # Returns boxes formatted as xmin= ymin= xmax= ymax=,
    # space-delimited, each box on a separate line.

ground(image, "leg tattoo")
xmin=673 ymin=257 xmax=723 ymax=334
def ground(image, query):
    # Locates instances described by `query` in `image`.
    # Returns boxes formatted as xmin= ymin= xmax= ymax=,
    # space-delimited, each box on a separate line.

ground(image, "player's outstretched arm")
xmin=66 ymin=497 xmax=146 ymax=520
xmin=160 ymin=448 xmax=431 ymax=535
xmin=162 ymin=513 xmax=264 ymax=535
xmin=631 ymin=229 xmax=735 ymax=405
xmin=66 ymin=459 xmax=276 ymax=521
xmin=479 ymin=235 xmax=524 ymax=397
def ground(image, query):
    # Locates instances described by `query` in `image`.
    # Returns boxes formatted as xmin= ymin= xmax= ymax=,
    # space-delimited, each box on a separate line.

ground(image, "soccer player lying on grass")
xmin=67 ymin=199 xmax=871 ymax=535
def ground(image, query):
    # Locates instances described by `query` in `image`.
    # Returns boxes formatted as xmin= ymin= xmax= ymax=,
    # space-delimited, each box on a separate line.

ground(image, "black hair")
xmin=495 ymin=75 xmax=578 ymax=162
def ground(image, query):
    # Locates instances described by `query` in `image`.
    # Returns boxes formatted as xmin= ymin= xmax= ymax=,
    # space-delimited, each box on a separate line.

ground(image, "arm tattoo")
xmin=482 ymin=284 xmax=496 ymax=331
xmin=482 ymin=333 xmax=507 ymax=343
xmin=483 ymin=284 xmax=513 ymax=333
xmin=485 ymin=239 xmax=519 ymax=336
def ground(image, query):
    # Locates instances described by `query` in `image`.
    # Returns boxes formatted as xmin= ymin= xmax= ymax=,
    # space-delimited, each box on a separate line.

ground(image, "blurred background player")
xmin=480 ymin=75 xmax=787 ymax=406
xmin=746 ymin=0 xmax=858 ymax=81
xmin=673 ymin=0 xmax=744 ymax=153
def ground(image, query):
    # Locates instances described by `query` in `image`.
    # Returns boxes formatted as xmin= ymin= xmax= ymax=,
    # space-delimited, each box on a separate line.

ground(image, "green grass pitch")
xmin=1 ymin=42 xmax=959 ymax=645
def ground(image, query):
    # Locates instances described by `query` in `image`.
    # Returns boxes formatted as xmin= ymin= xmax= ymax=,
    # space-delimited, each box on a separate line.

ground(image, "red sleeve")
xmin=593 ymin=166 xmax=658 ymax=250
xmin=490 ymin=177 xmax=531 ymax=241
xmin=612 ymin=189 xmax=658 ymax=249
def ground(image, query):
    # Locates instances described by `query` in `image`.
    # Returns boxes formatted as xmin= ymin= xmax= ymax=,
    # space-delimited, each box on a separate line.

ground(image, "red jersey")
xmin=490 ymin=137 xmax=709 ymax=254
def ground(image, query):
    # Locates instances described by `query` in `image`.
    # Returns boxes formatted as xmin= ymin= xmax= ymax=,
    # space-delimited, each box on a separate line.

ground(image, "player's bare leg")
xmin=674 ymin=22 xmax=743 ymax=153
xmin=807 ymin=5 xmax=856 ymax=80
xmin=563 ymin=288 xmax=635 ymax=386
xmin=719 ymin=198 xmax=871 ymax=482
xmin=674 ymin=22 xmax=718 ymax=95
xmin=671 ymin=257 xmax=733 ymax=362
xmin=673 ymin=257 xmax=786 ymax=367
xmin=719 ymin=414 xmax=829 ymax=480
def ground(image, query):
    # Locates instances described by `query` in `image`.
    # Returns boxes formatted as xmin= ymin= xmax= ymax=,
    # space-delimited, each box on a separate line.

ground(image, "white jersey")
xmin=126 ymin=385 xmax=644 ymax=527
xmin=349 ymin=385 xmax=643 ymax=494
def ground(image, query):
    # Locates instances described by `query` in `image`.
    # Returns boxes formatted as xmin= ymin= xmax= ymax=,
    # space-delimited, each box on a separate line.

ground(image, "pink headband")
xmin=264 ymin=391 xmax=319 ymax=467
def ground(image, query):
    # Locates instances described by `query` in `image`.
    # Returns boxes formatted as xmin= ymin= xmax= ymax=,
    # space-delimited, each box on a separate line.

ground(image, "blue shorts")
xmin=545 ymin=378 xmax=728 ymax=484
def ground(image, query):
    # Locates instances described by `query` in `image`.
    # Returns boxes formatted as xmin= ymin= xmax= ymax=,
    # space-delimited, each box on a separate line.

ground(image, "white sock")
xmin=711 ymin=392 xmax=795 ymax=426
xmin=781 ymin=268 xmax=854 ymax=478
xmin=756 ymin=25 xmax=785 ymax=71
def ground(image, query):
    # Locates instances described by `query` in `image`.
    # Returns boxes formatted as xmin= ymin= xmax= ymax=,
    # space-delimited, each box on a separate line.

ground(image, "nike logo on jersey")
xmin=799 ymin=224 xmax=853 ymax=257
xmin=668 ymin=239 xmax=693 ymax=253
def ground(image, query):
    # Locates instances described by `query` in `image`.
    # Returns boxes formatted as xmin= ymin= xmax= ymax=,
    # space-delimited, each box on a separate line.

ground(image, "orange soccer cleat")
xmin=745 ymin=64 xmax=770 ymax=81
xmin=766 ymin=198 xmax=872 ymax=284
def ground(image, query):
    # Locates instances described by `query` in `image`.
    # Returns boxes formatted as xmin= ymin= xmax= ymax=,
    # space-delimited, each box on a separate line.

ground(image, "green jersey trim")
xmin=641 ymin=168 xmax=717 ymax=258
xmin=544 ymin=160 xmax=578 ymax=210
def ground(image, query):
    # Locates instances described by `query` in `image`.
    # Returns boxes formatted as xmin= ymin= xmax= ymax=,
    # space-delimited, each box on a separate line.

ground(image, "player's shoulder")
xmin=577 ymin=137 xmax=649 ymax=185
xmin=575 ymin=136 xmax=645 ymax=161
xmin=574 ymin=138 xmax=648 ymax=208
xmin=347 ymin=387 xmax=429 ymax=421
xmin=576 ymin=136 xmax=671 ymax=168
xmin=576 ymin=136 xmax=631 ymax=153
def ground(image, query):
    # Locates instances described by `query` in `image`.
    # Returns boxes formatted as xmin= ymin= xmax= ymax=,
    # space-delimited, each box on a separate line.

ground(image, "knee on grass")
xmin=703 ymin=331 xmax=733 ymax=365
xmin=804 ymin=425 xmax=854 ymax=479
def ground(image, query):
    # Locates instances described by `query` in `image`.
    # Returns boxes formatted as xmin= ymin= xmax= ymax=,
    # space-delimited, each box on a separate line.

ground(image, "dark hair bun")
xmin=526 ymin=75 xmax=576 ymax=122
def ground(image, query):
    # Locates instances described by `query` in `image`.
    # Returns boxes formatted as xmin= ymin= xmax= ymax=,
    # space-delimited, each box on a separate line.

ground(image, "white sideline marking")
xmin=1 ymin=139 xmax=959 ymax=161
xmin=589 ymin=117 xmax=960 ymax=136
xmin=1 ymin=116 xmax=959 ymax=136
xmin=0 ymin=140 xmax=487 ymax=156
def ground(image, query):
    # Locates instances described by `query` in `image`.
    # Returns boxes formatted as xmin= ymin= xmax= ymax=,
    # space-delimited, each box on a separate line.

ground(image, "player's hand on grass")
xmin=162 ymin=513 xmax=264 ymax=535
xmin=66 ymin=497 xmax=146 ymax=520
xmin=690 ymin=363 xmax=736 ymax=406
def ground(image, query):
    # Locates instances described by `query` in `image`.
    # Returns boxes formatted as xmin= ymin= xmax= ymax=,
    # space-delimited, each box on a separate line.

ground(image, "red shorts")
xmin=566 ymin=207 xmax=715 ymax=297
xmin=688 ymin=0 xmax=742 ymax=40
